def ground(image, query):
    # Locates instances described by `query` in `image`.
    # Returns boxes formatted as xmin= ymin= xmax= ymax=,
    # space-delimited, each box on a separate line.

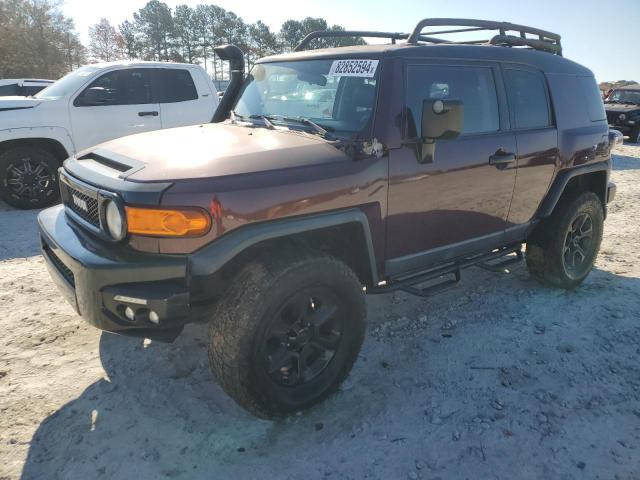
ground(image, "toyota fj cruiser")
xmin=605 ymin=84 xmax=640 ymax=143
xmin=39 ymin=19 xmax=618 ymax=417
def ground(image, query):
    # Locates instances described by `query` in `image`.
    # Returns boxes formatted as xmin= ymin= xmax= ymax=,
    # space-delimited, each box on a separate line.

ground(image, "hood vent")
xmin=81 ymin=153 xmax=131 ymax=173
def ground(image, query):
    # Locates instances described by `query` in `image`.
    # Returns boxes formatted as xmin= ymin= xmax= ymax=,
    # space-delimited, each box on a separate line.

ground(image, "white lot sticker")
xmin=328 ymin=59 xmax=379 ymax=77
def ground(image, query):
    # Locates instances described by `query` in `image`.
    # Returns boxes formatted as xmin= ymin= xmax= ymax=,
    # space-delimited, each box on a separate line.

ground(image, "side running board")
xmin=369 ymin=244 xmax=522 ymax=298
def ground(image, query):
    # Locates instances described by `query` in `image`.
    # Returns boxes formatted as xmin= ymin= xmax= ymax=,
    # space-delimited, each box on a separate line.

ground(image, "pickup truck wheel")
xmin=631 ymin=125 xmax=640 ymax=144
xmin=208 ymin=250 xmax=366 ymax=418
xmin=526 ymin=192 xmax=603 ymax=289
xmin=0 ymin=146 xmax=60 ymax=209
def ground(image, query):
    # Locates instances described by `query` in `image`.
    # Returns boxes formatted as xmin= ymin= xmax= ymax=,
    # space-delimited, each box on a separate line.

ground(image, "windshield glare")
xmin=607 ymin=89 xmax=640 ymax=105
xmin=34 ymin=65 xmax=102 ymax=100
xmin=233 ymin=59 xmax=379 ymax=135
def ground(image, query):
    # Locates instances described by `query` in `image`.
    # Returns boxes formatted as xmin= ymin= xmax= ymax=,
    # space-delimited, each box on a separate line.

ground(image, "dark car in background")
xmin=0 ymin=78 xmax=54 ymax=96
xmin=605 ymin=85 xmax=640 ymax=143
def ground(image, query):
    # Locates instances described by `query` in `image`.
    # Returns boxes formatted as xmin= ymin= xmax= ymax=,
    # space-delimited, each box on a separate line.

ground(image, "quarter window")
xmin=0 ymin=84 xmax=19 ymax=96
xmin=406 ymin=65 xmax=500 ymax=136
xmin=504 ymin=69 xmax=551 ymax=129
xmin=579 ymin=76 xmax=606 ymax=121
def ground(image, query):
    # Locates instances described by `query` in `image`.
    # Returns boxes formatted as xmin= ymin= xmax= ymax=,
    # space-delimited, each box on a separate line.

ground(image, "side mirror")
xmin=418 ymin=99 xmax=464 ymax=163
xmin=80 ymin=87 xmax=112 ymax=106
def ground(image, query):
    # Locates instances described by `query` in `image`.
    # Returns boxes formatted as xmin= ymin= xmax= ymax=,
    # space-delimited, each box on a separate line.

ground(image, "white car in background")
xmin=0 ymin=61 xmax=219 ymax=208
xmin=0 ymin=79 xmax=55 ymax=97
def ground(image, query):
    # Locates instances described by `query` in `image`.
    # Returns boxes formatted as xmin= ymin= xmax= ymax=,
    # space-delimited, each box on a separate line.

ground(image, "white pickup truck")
xmin=0 ymin=61 xmax=219 ymax=208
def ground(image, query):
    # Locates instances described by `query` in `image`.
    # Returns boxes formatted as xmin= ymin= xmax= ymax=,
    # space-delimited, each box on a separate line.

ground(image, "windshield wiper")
xmin=230 ymin=111 xmax=276 ymax=130
xmin=265 ymin=115 xmax=334 ymax=140
xmin=248 ymin=115 xmax=276 ymax=129
xmin=230 ymin=110 xmax=242 ymax=123
xmin=232 ymin=112 xmax=336 ymax=139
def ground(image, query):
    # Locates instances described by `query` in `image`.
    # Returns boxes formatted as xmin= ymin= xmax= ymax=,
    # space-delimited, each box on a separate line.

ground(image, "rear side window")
xmin=579 ymin=76 xmax=606 ymax=122
xmin=0 ymin=84 xmax=19 ymax=96
xmin=21 ymin=85 xmax=47 ymax=96
xmin=406 ymin=65 xmax=500 ymax=136
xmin=155 ymin=69 xmax=198 ymax=103
xmin=504 ymin=69 xmax=551 ymax=129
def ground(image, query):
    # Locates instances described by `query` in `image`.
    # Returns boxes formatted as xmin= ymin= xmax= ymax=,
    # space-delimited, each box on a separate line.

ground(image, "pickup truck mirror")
xmin=418 ymin=99 xmax=464 ymax=163
xmin=79 ymin=87 xmax=113 ymax=106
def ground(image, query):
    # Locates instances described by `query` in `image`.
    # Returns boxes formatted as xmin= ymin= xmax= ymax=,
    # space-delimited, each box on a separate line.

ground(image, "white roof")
xmin=86 ymin=60 xmax=200 ymax=69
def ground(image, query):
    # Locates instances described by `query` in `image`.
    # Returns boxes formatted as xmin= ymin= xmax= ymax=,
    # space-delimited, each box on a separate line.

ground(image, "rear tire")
xmin=630 ymin=125 xmax=640 ymax=144
xmin=0 ymin=146 xmax=60 ymax=209
xmin=208 ymin=249 xmax=366 ymax=418
xmin=526 ymin=192 xmax=604 ymax=289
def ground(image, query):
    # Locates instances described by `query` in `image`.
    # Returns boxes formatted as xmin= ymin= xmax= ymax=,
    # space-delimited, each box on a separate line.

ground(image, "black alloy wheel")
xmin=562 ymin=212 xmax=594 ymax=279
xmin=5 ymin=157 xmax=55 ymax=201
xmin=526 ymin=191 xmax=603 ymax=289
xmin=208 ymin=250 xmax=366 ymax=417
xmin=261 ymin=288 xmax=344 ymax=387
xmin=0 ymin=146 xmax=60 ymax=209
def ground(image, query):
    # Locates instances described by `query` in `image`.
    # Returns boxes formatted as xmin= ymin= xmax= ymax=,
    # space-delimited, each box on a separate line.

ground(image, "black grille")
xmin=61 ymin=182 xmax=100 ymax=228
xmin=606 ymin=111 xmax=622 ymax=125
xmin=44 ymin=244 xmax=75 ymax=286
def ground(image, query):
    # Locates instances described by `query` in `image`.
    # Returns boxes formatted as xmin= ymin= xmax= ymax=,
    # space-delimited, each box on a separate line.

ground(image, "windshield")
xmin=34 ymin=65 xmax=102 ymax=100
xmin=606 ymin=89 xmax=640 ymax=105
xmin=233 ymin=59 xmax=379 ymax=135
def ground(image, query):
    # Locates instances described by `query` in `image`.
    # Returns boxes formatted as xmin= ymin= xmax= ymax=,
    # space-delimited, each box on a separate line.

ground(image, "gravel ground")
xmin=1 ymin=144 xmax=639 ymax=480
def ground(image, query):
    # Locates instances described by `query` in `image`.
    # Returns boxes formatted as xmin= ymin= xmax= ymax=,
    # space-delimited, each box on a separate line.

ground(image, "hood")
xmin=604 ymin=102 xmax=640 ymax=113
xmin=0 ymin=96 xmax=42 ymax=111
xmin=80 ymin=123 xmax=350 ymax=182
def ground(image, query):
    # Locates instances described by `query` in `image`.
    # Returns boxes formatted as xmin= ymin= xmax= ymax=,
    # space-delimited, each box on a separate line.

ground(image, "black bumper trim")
xmin=39 ymin=205 xmax=190 ymax=340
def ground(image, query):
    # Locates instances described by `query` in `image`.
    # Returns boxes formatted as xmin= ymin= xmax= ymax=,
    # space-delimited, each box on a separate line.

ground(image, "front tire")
xmin=526 ymin=192 xmax=604 ymax=289
xmin=0 ymin=146 xmax=60 ymax=209
xmin=208 ymin=249 xmax=366 ymax=417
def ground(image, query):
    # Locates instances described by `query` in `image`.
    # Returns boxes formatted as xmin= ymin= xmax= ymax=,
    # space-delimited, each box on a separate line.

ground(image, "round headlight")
xmin=105 ymin=200 xmax=125 ymax=240
xmin=619 ymin=113 xmax=627 ymax=121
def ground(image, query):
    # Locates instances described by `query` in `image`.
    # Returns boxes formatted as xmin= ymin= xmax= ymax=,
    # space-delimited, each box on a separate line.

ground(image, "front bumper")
xmin=608 ymin=123 xmax=634 ymax=136
xmin=39 ymin=205 xmax=192 ymax=341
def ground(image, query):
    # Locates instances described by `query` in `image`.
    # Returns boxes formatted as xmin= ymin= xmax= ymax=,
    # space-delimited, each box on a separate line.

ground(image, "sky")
xmin=61 ymin=0 xmax=640 ymax=82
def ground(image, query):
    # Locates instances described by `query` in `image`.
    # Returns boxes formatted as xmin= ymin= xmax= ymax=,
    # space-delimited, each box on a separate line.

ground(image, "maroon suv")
xmin=39 ymin=19 xmax=618 ymax=417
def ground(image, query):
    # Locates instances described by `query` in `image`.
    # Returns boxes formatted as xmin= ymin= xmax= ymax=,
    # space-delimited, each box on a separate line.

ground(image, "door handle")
xmin=489 ymin=151 xmax=516 ymax=169
xmin=138 ymin=111 xmax=158 ymax=117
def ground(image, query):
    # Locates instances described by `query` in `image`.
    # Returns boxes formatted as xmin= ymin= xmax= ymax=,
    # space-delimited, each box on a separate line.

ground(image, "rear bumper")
xmin=38 ymin=205 xmax=192 ymax=341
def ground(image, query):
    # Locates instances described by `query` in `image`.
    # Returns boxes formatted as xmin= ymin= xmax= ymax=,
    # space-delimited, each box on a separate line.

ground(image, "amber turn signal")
xmin=125 ymin=206 xmax=211 ymax=237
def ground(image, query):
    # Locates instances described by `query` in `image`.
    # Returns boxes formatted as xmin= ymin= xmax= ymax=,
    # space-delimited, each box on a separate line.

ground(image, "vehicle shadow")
xmin=18 ymin=323 xmax=275 ymax=479
xmin=20 ymin=321 xmax=383 ymax=479
xmin=612 ymin=152 xmax=640 ymax=171
xmin=19 ymin=266 xmax=640 ymax=479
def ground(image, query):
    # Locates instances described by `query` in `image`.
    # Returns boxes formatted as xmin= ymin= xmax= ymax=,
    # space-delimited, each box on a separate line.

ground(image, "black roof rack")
xmin=407 ymin=18 xmax=562 ymax=55
xmin=294 ymin=31 xmax=408 ymax=52
xmin=294 ymin=18 xmax=562 ymax=56
xmin=294 ymin=31 xmax=453 ymax=52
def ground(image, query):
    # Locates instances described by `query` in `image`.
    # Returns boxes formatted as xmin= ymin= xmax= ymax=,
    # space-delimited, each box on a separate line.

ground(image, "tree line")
xmin=0 ymin=0 xmax=87 ymax=78
xmin=94 ymin=0 xmax=364 ymax=79
xmin=0 ymin=0 xmax=364 ymax=80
